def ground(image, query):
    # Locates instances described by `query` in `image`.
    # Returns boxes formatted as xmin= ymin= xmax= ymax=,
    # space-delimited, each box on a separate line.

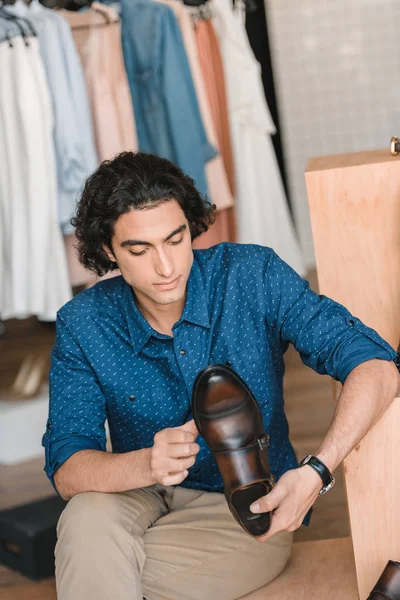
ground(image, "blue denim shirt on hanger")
xmin=120 ymin=0 xmax=216 ymax=197
xmin=42 ymin=243 xmax=397 ymax=525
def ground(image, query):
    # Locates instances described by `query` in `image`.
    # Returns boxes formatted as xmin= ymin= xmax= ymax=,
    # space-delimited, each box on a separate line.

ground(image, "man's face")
xmin=104 ymin=200 xmax=193 ymax=308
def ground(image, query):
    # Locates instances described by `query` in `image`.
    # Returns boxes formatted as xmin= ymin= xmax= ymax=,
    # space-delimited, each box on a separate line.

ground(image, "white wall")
xmin=266 ymin=0 xmax=400 ymax=267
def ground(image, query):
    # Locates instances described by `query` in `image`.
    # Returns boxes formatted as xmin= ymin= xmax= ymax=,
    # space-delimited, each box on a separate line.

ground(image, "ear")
xmin=103 ymin=244 xmax=117 ymax=263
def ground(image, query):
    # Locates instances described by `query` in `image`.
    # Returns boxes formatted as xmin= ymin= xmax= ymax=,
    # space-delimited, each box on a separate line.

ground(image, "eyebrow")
xmin=120 ymin=224 xmax=187 ymax=248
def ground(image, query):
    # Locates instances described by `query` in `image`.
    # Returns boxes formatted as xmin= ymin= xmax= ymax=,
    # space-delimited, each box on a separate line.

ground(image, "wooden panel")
xmin=306 ymin=149 xmax=400 ymax=348
xmin=336 ymin=389 xmax=400 ymax=598
xmin=306 ymin=148 xmax=400 ymax=172
xmin=305 ymin=149 xmax=400 ymax=600
xmin=242 ymin=537 xmax=358 ymax=599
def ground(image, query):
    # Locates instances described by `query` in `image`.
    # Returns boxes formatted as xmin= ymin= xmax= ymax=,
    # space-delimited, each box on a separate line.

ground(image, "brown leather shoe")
xmin=368 ymin=561 xmax=400 ymax=599
xmin=192 ymin=364 xmax=275 ymax=538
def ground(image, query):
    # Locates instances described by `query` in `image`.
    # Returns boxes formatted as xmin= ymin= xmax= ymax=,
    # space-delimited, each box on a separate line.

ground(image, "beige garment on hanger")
xmin=60 ymin=3 xmax=138 ymax=162
xmin=155 ymin=0 xmax=234 ymax=215
xmin=60 ymin=5 xmax=134 ymax=286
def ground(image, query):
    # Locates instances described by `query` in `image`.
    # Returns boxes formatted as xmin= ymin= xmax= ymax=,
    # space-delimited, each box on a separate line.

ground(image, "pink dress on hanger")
xmin=61 ymin=4 xmax=137 ymax=286
xmin=62 ymin=3 xmax=138 ymax=162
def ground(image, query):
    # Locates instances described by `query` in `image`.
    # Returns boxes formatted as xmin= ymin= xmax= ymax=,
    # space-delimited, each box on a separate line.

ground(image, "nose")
xmin=154 ymin=248 xmax=174 ymax=279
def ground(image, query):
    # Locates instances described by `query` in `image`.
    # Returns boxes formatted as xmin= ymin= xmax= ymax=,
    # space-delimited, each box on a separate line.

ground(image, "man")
xmin=43 ymin=152 xmax=399 ymax=600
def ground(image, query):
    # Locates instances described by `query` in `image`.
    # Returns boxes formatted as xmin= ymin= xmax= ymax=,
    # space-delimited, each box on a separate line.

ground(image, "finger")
xmin=158 ymin=455 xmax=196 ymax=473
xmin=250 ymin=485 xmax=286 ymax=514
xmin=168 ymin=442 xmax=200 ymax=458
xmin=256 ymin=511 xmax=286 ymax=543
xmin=177 ymin=419 xmax=199 ymax=440
xmin=160 ymin=470 xmax=189 ymax=486
xmin=160 ymin=428 xmax=195 ymax=444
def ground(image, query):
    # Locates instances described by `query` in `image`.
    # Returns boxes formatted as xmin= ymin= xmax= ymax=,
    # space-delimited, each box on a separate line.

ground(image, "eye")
xmin=129 ymin=249 xmax=147 ymax=257
xmin=169 ymin=237 xmax=183 ymax=246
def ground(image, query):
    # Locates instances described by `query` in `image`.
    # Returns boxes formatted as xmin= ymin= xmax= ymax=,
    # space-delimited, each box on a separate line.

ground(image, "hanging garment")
xmin=120 ymin=0 xmax=217 ymax=198
xmin=0 ymin=9 xmax=30 ymax=42
xmin=0 ymin=35 xmax=71 ymax=320
xmin=212 ymin=0 xmax=306 ymax=276
xmin=155 ymin=0 xmax=234 ymax=215
xmin=61 ymin=3 xmax=138 ymax=162
xmin=61 ymin=4 xmax=136 ymax=287
xmin=192 ymin=210 xmax=232 ymax=248
xmin=194 ymin=17 xmax=235 ymax=196
xmin=6 ymin=0 xmax=98 ymax=290
xmin=7 ymin=0 xmax=97 ymax=233
xmin=191 ymin=13 xmax=237 ymax=246
xmin=44 ymin=2 xmax=98 ymax=235
xmin=245 ymin=0 xmax=289 ymax=201
xmin=64 ymin=233 xmax=97 ymax=288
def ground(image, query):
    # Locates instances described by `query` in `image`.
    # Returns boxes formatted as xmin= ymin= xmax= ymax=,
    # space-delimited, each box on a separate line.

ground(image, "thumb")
xmin=250 ymin=485 xmax=285 ymax=514
xmin=179 ymin=419 xmax=199 ymax=438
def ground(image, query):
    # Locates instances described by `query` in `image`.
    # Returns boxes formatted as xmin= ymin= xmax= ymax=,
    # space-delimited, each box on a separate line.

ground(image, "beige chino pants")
xmin=55 ymin=484 xmax=292 ymax=600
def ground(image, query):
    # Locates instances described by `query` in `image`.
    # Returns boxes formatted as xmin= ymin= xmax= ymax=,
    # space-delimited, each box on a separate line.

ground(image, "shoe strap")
xmin=214 ymin=434 xmax=275 ymax=488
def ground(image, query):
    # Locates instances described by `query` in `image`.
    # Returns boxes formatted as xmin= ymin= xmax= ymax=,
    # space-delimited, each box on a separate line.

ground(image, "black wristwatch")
xmin=299 ymin=455 xmax=336 ymax=496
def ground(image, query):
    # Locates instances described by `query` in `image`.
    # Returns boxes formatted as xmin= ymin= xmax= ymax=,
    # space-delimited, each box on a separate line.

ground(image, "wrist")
xmin=314 ymin=450 xmax=338 ymax=474
xmin=126 ymin=447 xmax=157 ymax=488
xmin=299 ymin=454 xmax=336 ymax=496
xmin=298 ymin=461 xmax=324 ymax=490
xmin=143 ymin=447 xmax=158 ymax=486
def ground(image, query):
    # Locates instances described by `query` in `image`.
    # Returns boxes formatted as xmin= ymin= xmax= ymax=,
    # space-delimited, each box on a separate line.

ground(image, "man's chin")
xmin=150 ymin=288 xmax=185 ymax=305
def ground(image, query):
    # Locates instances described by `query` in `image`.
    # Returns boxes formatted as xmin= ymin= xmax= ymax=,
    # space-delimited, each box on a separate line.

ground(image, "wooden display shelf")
xmin=305 ymin=148 xmax=400 ymax=600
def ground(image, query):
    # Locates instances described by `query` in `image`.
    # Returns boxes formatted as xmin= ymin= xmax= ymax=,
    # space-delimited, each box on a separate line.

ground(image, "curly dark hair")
xmin=71 ymin=152 xmax=216 ymax=276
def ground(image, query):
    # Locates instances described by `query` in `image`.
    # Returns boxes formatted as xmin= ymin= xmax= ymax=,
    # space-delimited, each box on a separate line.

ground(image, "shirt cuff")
xmin=336 ymin=317 xmax=397 ymax=384
xmin=42 ymin=429 xmax=105 ymax=495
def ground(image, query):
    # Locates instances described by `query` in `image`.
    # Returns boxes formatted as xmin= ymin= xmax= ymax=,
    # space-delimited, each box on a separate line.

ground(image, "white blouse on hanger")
xmin=211 ymin=0 xmax=306 ymax=276
xmin=0 ymin=36 xmax=71 ymax=321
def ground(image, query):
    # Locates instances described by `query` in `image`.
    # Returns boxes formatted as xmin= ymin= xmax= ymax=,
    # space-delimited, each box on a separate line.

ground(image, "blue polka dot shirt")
xmin=43 ymin=243 xmax=396 ymax=512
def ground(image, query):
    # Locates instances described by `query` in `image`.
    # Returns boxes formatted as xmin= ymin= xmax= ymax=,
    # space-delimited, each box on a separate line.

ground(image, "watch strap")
xmin=299 ymin=455 xmax=333 ymax=489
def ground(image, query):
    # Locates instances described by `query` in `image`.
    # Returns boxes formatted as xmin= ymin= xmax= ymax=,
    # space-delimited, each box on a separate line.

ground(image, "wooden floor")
xmin=0 ymin=269 xmax=351 ymax=596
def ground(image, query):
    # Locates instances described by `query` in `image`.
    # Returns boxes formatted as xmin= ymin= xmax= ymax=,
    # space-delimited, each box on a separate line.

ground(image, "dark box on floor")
xmin=0 ymin=495 xmax=67 ymax=580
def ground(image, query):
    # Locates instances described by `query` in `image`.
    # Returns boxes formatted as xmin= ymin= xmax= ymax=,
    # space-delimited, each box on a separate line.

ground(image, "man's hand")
xmin=150 ymin=419 xmax=200 ymax=486
xmin=249 ymin=465 xmax=323 ymax=543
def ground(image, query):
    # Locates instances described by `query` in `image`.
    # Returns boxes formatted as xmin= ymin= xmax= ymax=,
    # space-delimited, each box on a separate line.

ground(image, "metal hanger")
xmin=0 ymin=5 xmax=35 ymax=45
xmin=0 ymin=3 xmax=37 ymax=43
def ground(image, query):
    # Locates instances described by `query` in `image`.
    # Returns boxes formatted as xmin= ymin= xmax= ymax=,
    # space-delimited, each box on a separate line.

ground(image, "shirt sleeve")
xmin=264 ymin=249 xmax=397 ymax=384
xmin=42 ymin=313 xmax=107 ymax=494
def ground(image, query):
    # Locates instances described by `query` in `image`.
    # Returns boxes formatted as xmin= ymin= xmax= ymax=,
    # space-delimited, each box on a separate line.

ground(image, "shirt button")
xmin=129 ymin=395 xmax=136 ymax=402
xmin=192 ymin=467 xmax=200 ymax=474
xmin=179 ymin=349 xmax=186 ymax=356
xmin=348 ymin=319 xmax=355 ymax=327
xmin=47 ymin=422 xmax=51 ymax=429
xmin=225 ymin=360 xmax=232 ymax=367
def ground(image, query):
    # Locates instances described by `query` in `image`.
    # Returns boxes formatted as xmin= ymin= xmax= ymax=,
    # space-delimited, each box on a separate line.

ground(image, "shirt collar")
xmin=122 ymin=254 xmax=210 ymax=355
